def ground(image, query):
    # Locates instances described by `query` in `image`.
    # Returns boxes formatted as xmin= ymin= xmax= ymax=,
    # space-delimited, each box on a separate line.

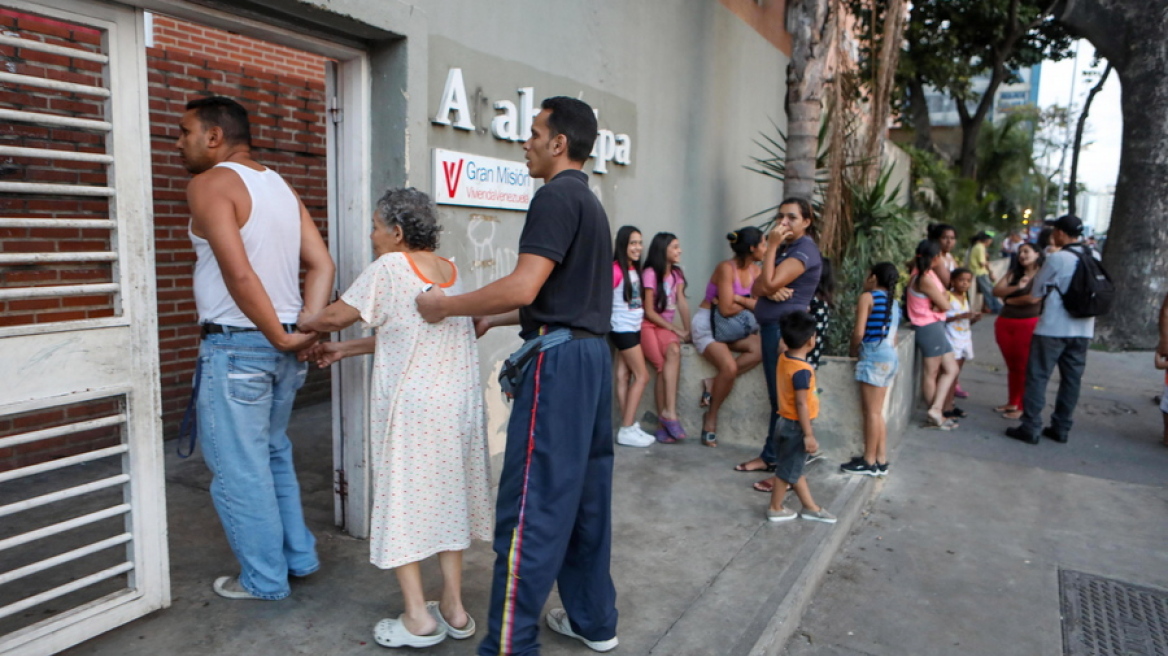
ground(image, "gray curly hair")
xmin=373 ymin=187 xmax=441 ymax=251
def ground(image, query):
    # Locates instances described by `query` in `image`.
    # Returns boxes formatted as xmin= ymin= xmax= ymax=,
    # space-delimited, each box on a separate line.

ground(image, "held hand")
xmin=300 ymin=341 xmax=346 ymax=368
xmin=276 ymin=330 xmax=319 ymax=353
xmin=474 ymin=316 xmax=491 ymax=339
xmin=415 ymin=286 xmax=448 ymax=324
xmin=971 ymin=311 xmax=983 ymax=323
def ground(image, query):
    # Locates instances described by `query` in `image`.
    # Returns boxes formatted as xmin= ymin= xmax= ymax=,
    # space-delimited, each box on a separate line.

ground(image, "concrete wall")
xmin=636 ymin=330 xmax=918 ymax=460
xmin=294 ymin=0 xmax=790 ymax=454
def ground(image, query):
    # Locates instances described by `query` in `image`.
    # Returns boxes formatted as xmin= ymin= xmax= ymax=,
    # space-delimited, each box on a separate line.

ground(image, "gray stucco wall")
xmin=297 ymin=1 xmax=790 ymax=453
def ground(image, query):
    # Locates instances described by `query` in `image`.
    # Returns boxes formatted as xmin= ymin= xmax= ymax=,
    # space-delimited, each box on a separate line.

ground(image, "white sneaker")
xmin=546 ymin=608 xmax=618 ymax=652
xmin=616 ymin=424 xmax=654 ymax=447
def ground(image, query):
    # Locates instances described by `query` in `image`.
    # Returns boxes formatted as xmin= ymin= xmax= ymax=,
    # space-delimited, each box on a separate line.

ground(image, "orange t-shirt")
xmin=777 ymin=352 xmax=819 ymax=421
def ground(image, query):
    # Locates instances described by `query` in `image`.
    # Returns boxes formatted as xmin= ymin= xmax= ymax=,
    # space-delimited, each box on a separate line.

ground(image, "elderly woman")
xmin=300 ymin=188 xmax=492 ymax=649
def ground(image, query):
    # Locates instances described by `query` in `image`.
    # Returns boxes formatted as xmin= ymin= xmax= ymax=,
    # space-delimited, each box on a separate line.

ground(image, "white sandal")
xmin=426 ymin=601 xmax=476 ymax=639
xmin=373 ymin=615 xmax=447 ymax=648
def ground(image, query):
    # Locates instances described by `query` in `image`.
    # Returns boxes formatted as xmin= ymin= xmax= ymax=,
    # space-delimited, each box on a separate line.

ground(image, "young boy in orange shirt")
xmin=767 ymin=311 xmax=837 ymax=523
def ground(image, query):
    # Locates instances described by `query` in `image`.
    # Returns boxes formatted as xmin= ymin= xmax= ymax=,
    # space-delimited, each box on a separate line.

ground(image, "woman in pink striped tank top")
xmin=907 ymin=239 xmax=960 ymax=429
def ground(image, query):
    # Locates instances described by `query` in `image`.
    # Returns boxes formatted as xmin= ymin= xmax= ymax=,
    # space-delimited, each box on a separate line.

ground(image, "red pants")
xmin=994 ymin=315 xmax=1039 ymax=409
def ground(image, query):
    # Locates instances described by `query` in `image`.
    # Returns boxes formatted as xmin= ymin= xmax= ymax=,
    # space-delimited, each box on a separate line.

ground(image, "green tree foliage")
xmin=851 ymin=0 xmax=1073 ymax=175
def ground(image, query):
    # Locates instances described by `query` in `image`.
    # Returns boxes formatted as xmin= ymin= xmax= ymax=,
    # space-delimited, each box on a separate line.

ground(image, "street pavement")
xmin=783 ymin=316 xmax=1168 ymax=656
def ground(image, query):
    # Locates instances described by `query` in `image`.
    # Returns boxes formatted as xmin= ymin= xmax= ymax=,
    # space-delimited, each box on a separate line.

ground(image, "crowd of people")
xmin=176 ymin=90 xmax=1121 ymax=654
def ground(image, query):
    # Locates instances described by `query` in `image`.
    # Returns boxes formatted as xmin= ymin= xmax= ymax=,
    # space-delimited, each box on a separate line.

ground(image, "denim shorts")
xmin=772 ymin=417 xmax=808 ymax=484
xmin=913 ymin=320 xmax=953 ymax=357
xmin=856 ymin=341 xmax=899 ymax=387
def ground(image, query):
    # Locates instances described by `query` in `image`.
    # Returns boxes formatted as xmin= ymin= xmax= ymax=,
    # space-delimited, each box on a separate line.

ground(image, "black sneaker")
xmin=1042 ymin=426 xmax=1067 ymax=443
xmin=943 ymin=407 xmax=968 ymax=419
xmin=1005 ymin=426 xmax=1039 ymax=444
xmin=876 ymin=462 xmax=889 ymax=477
xmin=840 ymin=458 xmax=879 ymax=477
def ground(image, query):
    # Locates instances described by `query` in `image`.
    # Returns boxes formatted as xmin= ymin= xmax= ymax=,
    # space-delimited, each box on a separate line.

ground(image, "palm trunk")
xmin=784 ymin=0 xmax=833 ymax=200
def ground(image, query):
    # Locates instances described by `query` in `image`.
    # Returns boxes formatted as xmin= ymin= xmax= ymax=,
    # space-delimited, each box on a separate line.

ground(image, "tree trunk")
xmin=955 ymin=66 xmax=1008 ymax=179
xmin=784 ymin=0 xmax=834 ymax=200
xmin=1055 ymin=0 xmax=1168 ymax=349
xmin=908 ymin=75 xmax=934 ymax=153
xmin=1067 ymin=63 xmax=1112 ymax=216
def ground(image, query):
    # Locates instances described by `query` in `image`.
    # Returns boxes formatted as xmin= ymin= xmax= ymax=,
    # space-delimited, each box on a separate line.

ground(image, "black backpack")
xmin=1056 ymin=243 xmax=1114 ymax=318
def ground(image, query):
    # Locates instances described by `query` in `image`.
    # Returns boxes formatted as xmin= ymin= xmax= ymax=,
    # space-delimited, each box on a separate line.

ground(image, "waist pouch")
xmin=499 ymin=328 xmax=600 ymax=399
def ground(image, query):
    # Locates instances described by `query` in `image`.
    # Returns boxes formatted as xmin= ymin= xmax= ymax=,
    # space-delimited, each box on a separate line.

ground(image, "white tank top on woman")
xmin=611 ymin=262 xmax=644 ymax=333
xmin=190 ymin=162 xmax=303 ymax=327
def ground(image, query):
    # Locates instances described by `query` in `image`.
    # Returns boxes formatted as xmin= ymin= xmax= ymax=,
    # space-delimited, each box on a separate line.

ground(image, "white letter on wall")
xmin=491 ymin=100 xmax=519 ymax=141
xmin=592 ymin=129 xmax=616 ymax=174
xmin=518 ymin=87 xmax=536 ymax=141
xmin=614 ymin=134 xmax=632 ymax=165
xmin=433 ymin=68 xmax=475 ymax=131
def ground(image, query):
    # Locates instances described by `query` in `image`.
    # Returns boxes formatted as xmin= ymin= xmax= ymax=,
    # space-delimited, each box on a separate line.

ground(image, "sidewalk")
xmin=783 ymin=317 xmax=1168 ymax=655
xmin=57 ymin=400 xmax=874 ymax=655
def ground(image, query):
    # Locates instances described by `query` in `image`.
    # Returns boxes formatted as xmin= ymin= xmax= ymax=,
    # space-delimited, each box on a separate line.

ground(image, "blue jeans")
xmin=1020 ymin=335 xmax=1089 ymax=438
xmin=976 ymin=274 xmax=1002 ymax=313
xmin=197 ymin=331 xmax=318 ymax=599
xmin=759 ymin=322 xmax=781 ymax=464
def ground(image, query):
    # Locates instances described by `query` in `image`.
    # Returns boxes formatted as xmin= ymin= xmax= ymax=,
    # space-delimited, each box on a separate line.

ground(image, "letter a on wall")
xmin=433 ymin=67 xmax=475 ymax=130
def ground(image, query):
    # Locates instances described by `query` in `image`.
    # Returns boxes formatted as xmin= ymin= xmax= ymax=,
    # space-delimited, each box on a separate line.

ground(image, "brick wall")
xmin=0 ymin=10 xmax=333 ymax=470
xmin=149 ymin=16 xmax=332 ymax=437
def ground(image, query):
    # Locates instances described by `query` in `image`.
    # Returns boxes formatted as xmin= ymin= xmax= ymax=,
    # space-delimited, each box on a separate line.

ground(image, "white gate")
xmin=0 ymin=0 xmax=168 ymax=654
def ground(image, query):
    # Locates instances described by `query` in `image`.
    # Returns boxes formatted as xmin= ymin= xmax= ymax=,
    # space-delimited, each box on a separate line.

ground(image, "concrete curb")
xmin=738 ymin=473 xmax=883 ymax=656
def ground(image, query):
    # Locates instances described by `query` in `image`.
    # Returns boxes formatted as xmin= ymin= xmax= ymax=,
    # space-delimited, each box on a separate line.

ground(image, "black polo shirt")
xmin=518 ymin=169 xmax=612 ymax=336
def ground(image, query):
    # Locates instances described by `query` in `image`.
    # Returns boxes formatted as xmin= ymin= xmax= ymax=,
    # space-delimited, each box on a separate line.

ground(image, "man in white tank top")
xmin=178 ymin=96 xmax=335 ymax=601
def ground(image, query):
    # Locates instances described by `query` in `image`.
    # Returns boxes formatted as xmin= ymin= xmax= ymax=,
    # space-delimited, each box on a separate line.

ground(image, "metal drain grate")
xmin=1060 ymin=569 xmax=1168 ymax=656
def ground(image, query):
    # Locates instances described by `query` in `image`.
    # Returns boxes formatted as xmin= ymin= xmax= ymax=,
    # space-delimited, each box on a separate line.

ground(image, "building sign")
xmin=432 ymin=67 xmax=632 ymax=175
xmin=433 ymin=148 xmax=534 ymax=211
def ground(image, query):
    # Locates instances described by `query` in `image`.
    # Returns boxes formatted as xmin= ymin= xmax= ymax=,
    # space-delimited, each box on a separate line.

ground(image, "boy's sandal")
xmin=753 ymin=478 xmax=793 ymax=494
xmin=734 ymin=460 xmax=776 ymax=473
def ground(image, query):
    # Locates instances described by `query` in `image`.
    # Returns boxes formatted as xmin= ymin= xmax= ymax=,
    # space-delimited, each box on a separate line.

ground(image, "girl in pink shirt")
xmin=642 ymin=232 xmax=691 ymax=442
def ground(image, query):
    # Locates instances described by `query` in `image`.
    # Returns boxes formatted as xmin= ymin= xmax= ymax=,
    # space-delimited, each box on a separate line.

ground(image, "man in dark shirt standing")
xmin=418 ymin=97 xmax=617 ymax=655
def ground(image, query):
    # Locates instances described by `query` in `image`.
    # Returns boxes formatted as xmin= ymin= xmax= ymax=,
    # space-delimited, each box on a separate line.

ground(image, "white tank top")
xmin=190 ymin=162 xmax=303 ymax=327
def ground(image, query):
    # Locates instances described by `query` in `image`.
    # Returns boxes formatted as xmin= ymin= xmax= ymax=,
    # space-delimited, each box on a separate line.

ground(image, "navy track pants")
xmin=477 ymin=337 xmax=618 ymax=656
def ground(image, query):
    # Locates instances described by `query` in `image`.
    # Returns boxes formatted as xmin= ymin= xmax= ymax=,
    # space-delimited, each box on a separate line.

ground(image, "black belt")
xmin=568 ymin=328 xmax=603 ymax=340
xmin=201 ymin=322 xmax=298 ymax=338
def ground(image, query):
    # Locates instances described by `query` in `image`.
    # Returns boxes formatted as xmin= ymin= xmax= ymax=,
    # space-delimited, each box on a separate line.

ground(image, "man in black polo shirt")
xmin=418 ymin=96 xmax=617 ymax=655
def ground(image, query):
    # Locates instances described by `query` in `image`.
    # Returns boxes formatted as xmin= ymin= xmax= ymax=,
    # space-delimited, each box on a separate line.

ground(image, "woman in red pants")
xmin=992 ymin=242 xmax=1045 ymax=419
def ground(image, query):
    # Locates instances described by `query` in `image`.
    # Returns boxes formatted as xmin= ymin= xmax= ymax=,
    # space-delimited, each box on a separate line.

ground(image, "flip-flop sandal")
xmin=427 ymin=601 xmax=475 ymax=640
xmin=922 ymin=419 xmax=958 ymax=431
xmin=735 ymin=460 xmax=776 ymax=473
xmin=699 ymin=389 xmax=712 ymax=408
xmin=700 ymin=431 xmax=717 ymax=447
xmin=655 ymin=427 xmax=678 ymax=444
xmin=373 ymin=616 xmax=447 ymax=648
xmin=662 ymin=418 xmax=687 ymax=441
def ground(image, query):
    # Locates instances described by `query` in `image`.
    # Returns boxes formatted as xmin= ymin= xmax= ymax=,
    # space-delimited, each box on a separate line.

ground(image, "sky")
xmin=1036 ymin=40 xmax=1122 ymax=196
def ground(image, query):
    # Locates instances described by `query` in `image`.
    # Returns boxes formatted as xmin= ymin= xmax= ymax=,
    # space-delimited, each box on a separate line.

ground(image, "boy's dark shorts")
xmin=773 ymin=416 xmax=808 ymax=484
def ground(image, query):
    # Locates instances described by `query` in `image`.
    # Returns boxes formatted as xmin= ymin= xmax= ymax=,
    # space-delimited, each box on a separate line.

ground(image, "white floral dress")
xmin=341 ymin=252 xmax=493 ymax=569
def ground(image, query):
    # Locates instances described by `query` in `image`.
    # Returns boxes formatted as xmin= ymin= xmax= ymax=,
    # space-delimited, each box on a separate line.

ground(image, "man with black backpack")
xmin=1006 ymin=215 xmax=1112 ymax=444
